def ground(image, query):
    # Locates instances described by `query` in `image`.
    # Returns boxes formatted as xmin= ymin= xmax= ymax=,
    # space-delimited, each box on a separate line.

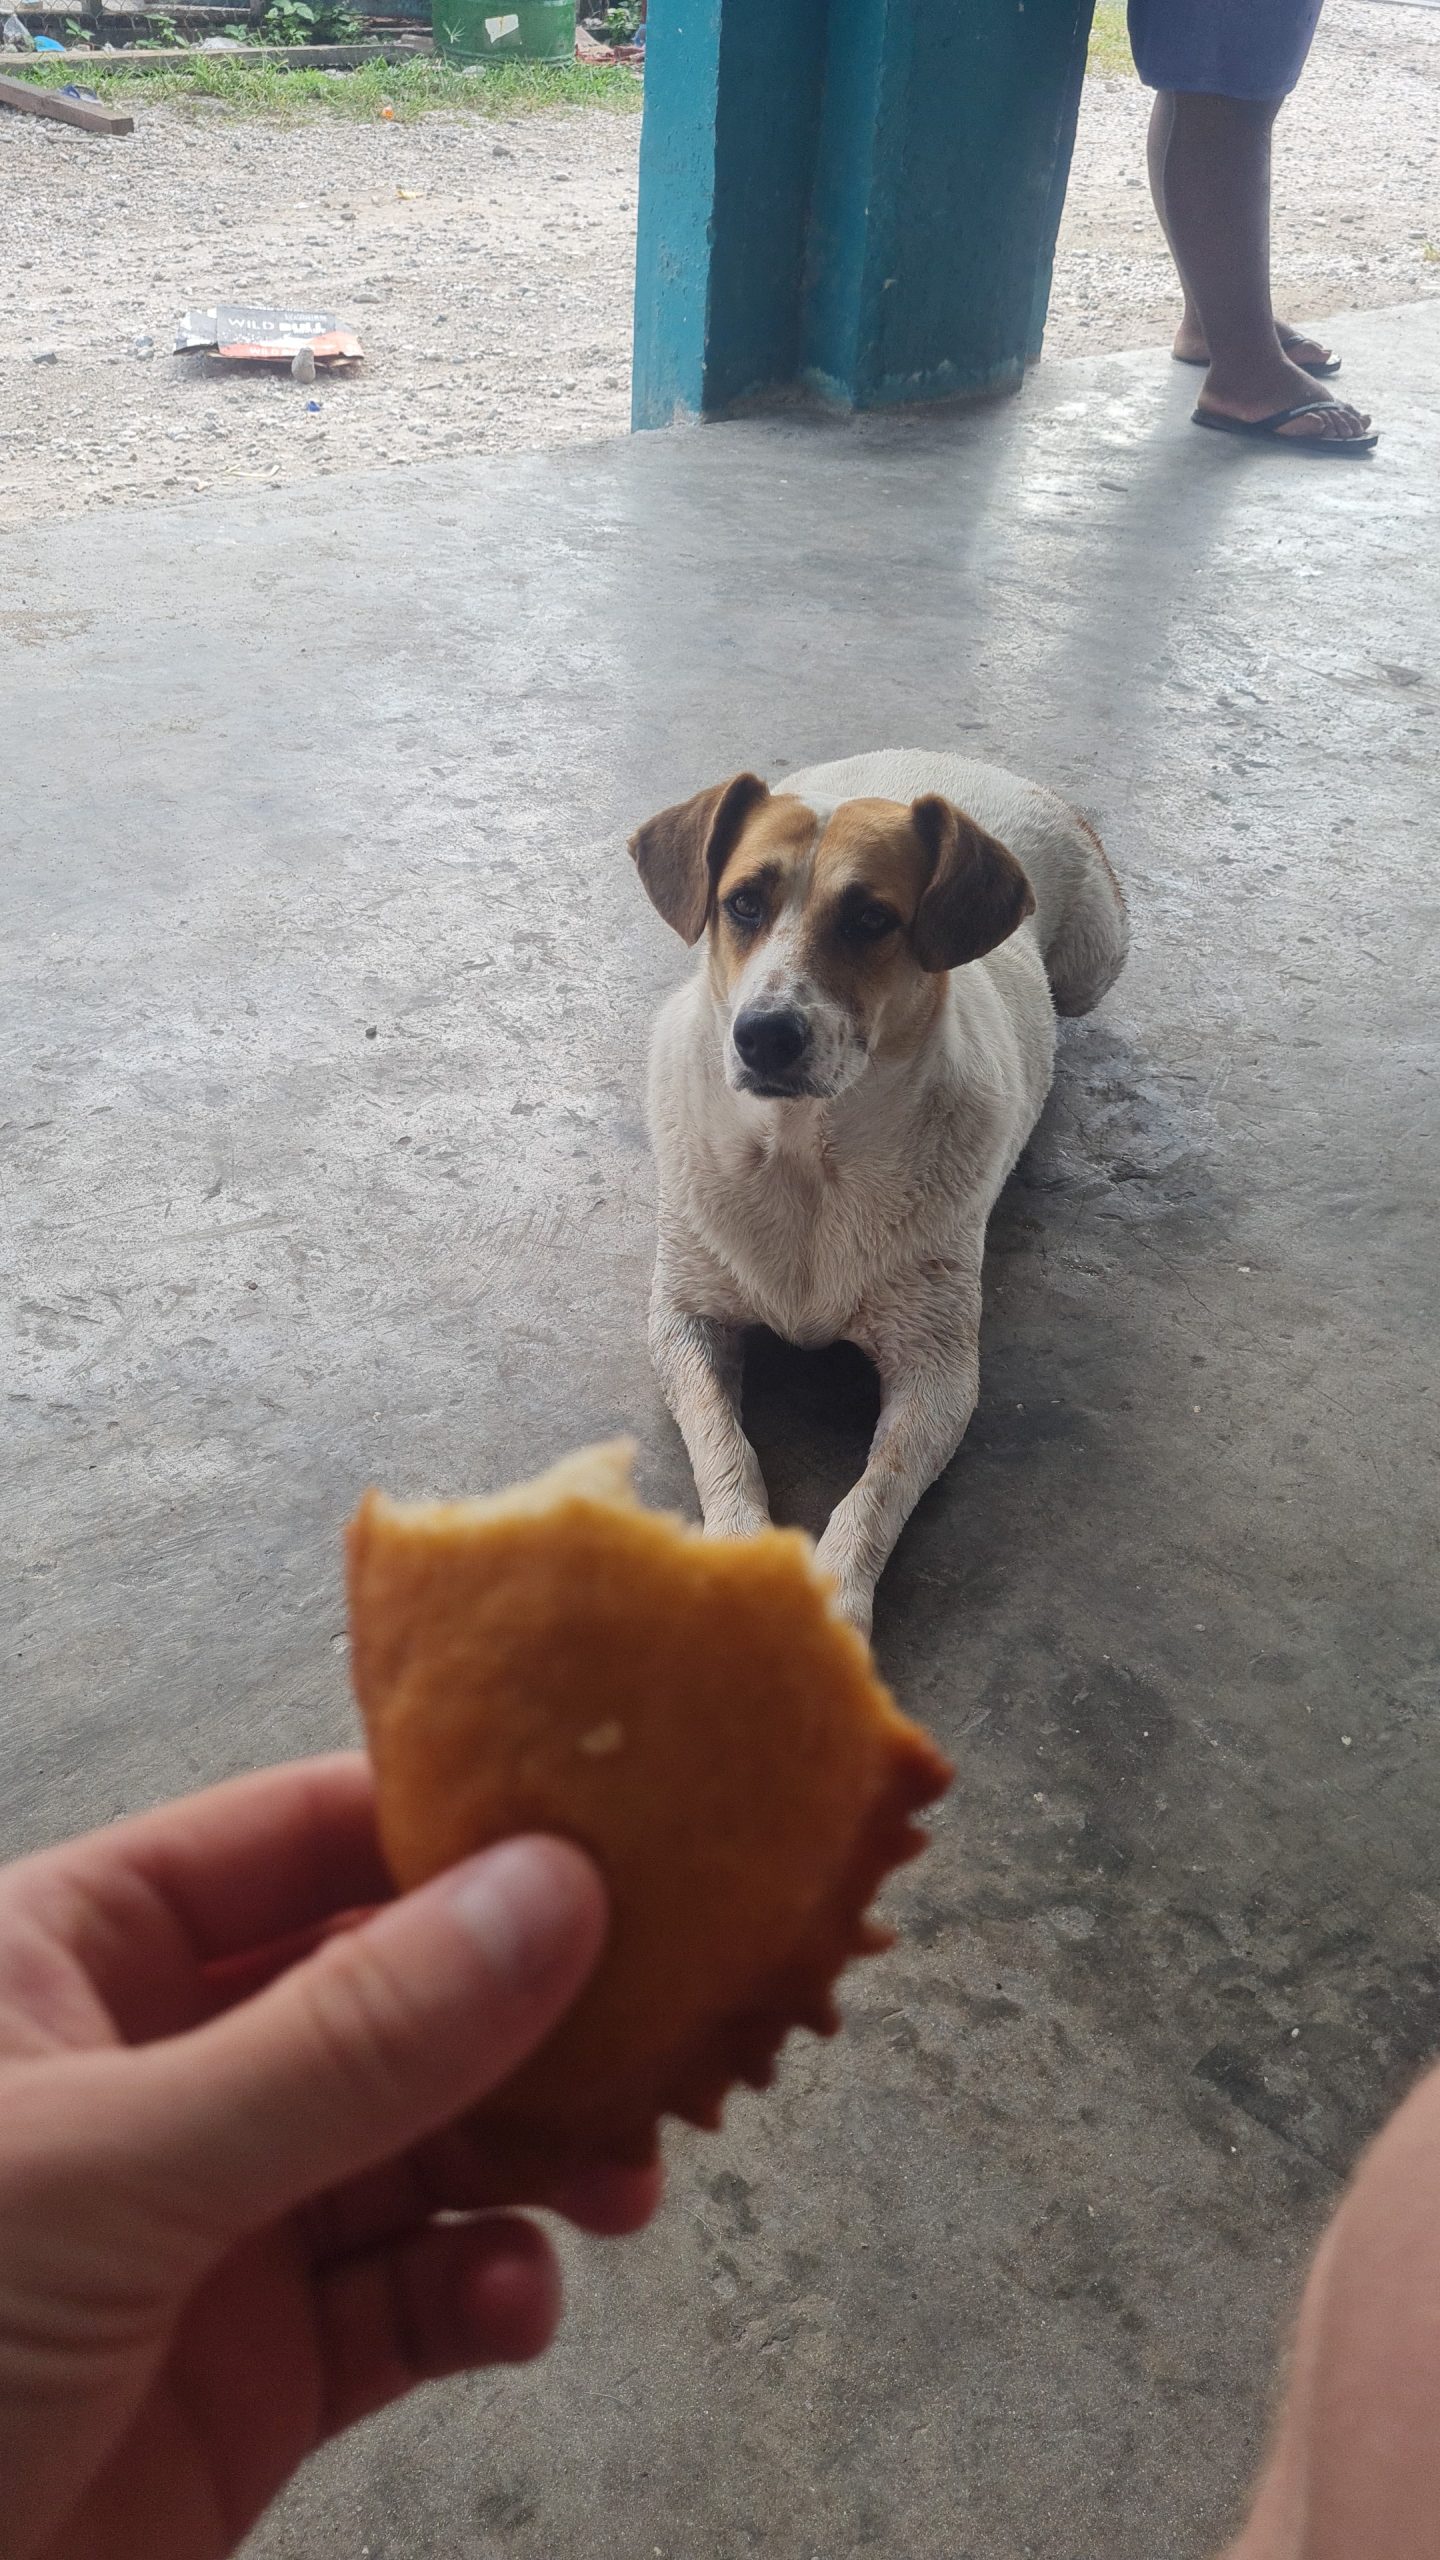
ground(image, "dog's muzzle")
xmin=730 ymin=1004 xmax=814 ymax=1096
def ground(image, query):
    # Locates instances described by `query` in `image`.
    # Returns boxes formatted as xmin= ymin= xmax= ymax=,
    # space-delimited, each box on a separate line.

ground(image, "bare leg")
xmin=1147 ymin=90 xmax=1207 ymax=359
xmin=813 ymin=1322 xmax=980 ymax=1637
xmin=1148 ymin=89 xmax=1335 ymax=375
xmin=1149 ymin=89 xmax=1372 ymax=444
xmin=1225 ymin=2057 xmax=1440 ymax=2559
xmin=649 ymin=1301 xmax=771 ymax=1539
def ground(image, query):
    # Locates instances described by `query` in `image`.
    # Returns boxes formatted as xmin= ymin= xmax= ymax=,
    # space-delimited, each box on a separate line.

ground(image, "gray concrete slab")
xmin=4 ymin=303 xmax=1438 ymax=2560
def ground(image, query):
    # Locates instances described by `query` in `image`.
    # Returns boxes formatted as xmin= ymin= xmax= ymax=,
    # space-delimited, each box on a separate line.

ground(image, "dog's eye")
xmin=850 ymin=900 xmax=899 ymax=940
xmin=724 ymin=888 xmax=764 ymax=928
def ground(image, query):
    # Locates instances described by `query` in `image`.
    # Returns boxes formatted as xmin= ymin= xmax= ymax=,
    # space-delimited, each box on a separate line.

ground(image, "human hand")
xmin=0 ymin=1754 xmax=659 ymax=2560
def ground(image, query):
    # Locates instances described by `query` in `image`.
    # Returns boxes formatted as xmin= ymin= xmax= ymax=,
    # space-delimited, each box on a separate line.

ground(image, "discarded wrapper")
xmin=217 ymin=328 xmax=364 ymax=366
xmin=175 ymin=306 xmax=365 ymax=367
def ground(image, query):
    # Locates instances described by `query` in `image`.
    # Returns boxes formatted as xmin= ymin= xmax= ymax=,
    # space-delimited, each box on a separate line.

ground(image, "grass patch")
xmin=13 ymin=14 xmax=1126 ymax=114
xmin=5 ymin=53 xmax=643 ymax=120
xmin=1087 ymin=2 xmax=1132 ymax=77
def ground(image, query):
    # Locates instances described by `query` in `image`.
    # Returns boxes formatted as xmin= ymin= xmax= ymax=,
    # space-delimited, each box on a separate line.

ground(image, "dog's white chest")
xmin=659 ymin=1067 xmax=1021 ymax=1347
xmin=690 ymin=1130 xmax=913 ymax=1342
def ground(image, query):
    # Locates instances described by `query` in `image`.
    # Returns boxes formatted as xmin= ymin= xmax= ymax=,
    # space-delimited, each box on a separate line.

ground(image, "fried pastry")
xmin=347 ymin=1442 xmax=951 ymax=2188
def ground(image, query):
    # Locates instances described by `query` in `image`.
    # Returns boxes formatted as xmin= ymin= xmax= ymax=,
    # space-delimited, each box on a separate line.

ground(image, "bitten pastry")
xmin=347 ymin=1442 xmax=951 ymax=2190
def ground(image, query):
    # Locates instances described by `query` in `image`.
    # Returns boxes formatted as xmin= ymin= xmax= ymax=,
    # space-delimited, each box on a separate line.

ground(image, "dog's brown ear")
xmin=629 ymin=773 xmax=770 ymax=944
xmin=909 ymin=794 xmax=1036 ymax=973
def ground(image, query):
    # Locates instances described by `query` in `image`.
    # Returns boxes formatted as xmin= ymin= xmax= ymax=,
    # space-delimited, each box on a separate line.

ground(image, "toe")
xmin=1276 ymin=409 xmax=1329 ymax=440
xmin=1277 ymin=401 xmax=1373 ymax=443
xmin=1280 ymin=330 xmax=1333 ymax=368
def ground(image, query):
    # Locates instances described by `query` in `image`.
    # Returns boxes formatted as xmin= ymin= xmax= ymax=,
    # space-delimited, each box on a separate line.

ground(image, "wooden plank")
xmin=0 ymin=37 xmax=430 ymax=65
xmin=0 ymin=70 xmax=134 ymax=128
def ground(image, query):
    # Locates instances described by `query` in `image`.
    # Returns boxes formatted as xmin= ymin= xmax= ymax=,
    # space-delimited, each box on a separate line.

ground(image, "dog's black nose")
xmin=732 ymin=1006 xmax=811 ymax=1080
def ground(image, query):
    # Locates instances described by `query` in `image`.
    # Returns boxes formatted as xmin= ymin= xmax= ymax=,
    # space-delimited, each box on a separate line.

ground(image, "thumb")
xmin=125 ymin=1835 xmax=606 ymax=2247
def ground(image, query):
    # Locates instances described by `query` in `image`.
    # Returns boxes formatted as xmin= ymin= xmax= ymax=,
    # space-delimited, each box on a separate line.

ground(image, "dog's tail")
xmin=1029 ymin=805 xmax=1129 ymax=1019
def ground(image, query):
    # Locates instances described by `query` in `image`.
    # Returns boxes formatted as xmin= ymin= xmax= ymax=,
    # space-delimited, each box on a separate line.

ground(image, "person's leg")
xmin=1150 ymin=88 xmax=1371 ymax=443
xmin=1225 ymin=2056 xmax=1440 ymax=2558
xmin=1146 ymin=90 xmax=1202 ymax=356
xmin=1146 ymin=89 xmax=1334 ymax=373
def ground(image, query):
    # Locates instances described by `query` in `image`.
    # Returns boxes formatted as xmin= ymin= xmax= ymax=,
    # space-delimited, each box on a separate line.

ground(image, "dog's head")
xmin=629 ymin=775 xmax=1035 ymax=1102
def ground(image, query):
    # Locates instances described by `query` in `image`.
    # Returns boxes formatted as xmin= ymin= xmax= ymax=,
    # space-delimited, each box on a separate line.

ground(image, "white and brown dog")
xmin=629 ymin=750 xmax=1128 ymax=1635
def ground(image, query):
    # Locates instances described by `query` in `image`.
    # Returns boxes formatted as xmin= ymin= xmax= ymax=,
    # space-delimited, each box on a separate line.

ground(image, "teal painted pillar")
xmin=632 ymin=0 xmax=1097 ymax=427
xmin=631 ymin=0 xmax=826 ymax=427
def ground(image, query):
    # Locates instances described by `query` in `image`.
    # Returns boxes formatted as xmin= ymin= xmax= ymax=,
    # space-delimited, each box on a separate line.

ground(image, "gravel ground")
xmin=0 ymin=103 xmax=641 ymax=527
xmin=1 ymin=0 xmax=1436 ymax=530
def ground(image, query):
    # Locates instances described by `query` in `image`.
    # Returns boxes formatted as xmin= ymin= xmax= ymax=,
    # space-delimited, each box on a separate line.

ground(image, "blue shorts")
xmin=1128 ymin=0 xmax=1325 ymax=99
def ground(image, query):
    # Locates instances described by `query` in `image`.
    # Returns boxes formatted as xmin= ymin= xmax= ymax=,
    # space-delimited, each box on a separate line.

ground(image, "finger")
xmin=118 ymin=1837 xmax=606 ymax=2251
xmin=308 ymin=2148 xmax=664 ymax=2263
xmin=552 ymin=2160 xmax=665 ymax=2237
xmin=371 ymin=2120 xmax=665 ymax=2232
xmin=118 ymin=1755 xmax=390 ymax=1961
xmin=199 ymin=1902 xmax=381 ymax=2018
xmin=5 ymin=1759 xmax=393 ymax=2033
xmin=315 ymin=2214 xmax=561 ymax=2438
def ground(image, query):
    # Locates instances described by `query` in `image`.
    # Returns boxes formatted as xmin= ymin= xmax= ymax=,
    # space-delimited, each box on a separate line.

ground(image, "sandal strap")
xmin=1257 ymin=402 xmax=1340 ymax=428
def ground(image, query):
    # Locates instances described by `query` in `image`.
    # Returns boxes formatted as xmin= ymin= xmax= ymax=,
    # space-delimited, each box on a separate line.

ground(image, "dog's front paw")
xmin=833 ymin=1584 xmax=875 ymax=1641
xmin=813 ymin=1531 xmax=876 ymax=1640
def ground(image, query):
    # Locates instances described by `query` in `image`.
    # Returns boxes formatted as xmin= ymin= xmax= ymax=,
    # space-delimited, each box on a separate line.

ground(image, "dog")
xmin=628 ymin=749 xmax=1128 ymax=1634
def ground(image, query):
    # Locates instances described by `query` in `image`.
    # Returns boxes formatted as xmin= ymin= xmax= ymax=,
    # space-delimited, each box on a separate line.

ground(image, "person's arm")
xmin=1226 ymin=2059 xmax=1440 ymax=2560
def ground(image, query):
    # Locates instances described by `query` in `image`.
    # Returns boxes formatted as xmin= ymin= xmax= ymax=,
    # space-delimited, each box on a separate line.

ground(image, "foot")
xmin=1173 ymin=317 xmax=1337 ymax=374
xmin=1194 ymin=345 xmax=1374 ymax=445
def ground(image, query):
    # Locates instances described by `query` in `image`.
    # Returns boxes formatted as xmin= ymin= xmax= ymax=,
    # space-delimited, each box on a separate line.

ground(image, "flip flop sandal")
xmin=1174 ymin=335 xmax=1341 ymax=380
xmin=1192 ymin=401 xmax=1378 ymax=454
xmin=1280 ymin=330 xmax=1342 ymax=378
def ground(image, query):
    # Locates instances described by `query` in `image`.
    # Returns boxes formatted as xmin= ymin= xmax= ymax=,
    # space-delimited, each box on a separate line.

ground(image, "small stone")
xmin=31 ymin=346 xmax=59 ymax=365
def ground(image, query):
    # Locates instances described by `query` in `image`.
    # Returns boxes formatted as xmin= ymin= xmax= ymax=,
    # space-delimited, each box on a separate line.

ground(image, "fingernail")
xmin=443 ymin=1836 xmax=604 ymax=1998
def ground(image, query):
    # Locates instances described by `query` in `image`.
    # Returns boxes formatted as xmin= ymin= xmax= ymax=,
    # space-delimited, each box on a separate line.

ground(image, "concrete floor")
xmin=5 ymin=301 xmax=1438 ymax=2560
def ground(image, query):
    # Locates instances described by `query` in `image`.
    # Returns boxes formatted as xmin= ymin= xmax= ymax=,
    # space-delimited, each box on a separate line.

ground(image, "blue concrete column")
xmin=631 ymin=0 xmax=826 ymax=428
xmin=632 ymin=0 xmax=1096 ymax=428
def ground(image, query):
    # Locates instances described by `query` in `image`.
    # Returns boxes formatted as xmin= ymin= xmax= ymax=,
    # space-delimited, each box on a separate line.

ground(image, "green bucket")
xmin=431 ymin=0 xmax=573 ymax=63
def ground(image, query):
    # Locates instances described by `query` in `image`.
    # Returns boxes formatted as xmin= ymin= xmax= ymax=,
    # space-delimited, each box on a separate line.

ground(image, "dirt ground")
xmin=1 ymin=0 xmax=1436 ymax=531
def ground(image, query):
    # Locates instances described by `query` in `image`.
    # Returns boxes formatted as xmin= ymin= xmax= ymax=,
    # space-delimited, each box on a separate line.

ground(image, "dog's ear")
xmin=909 ymin=794 xmax=1036 ymax=973
xmin=629 ymin=773 xmax=771 ymax=944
